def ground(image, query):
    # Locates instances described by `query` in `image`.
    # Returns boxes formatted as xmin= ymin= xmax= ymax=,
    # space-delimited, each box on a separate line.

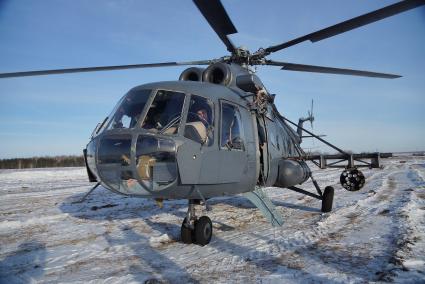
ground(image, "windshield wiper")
xmin=91 ymin=116 xmax=108 ymax=138
xmin=96 ymin=117 xmax=108 ymax=133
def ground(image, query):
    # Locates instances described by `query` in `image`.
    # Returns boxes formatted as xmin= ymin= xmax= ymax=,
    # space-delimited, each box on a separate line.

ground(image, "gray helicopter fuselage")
xmin=85 ymin=76 xmax=301 ymax=200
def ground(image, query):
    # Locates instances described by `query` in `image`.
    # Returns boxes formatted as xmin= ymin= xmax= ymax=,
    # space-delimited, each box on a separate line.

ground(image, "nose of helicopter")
xmin=84 ymin=138 xmax=99 ymax=182
xmin=89 ymin=133 xmax=178 ymax=196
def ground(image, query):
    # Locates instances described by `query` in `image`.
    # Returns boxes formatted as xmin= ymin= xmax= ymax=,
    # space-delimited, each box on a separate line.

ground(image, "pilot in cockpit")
xmin=196 ymin=108 xmax=209 ymax=127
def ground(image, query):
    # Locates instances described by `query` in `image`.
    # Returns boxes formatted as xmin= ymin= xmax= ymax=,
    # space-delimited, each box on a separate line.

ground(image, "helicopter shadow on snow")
xmin=60 ymin=188 xmax=242 ymax=234
xmin=59 ymin=186 xmax=188 ymax=221
xmin=59 ymin=185 xmax=319 ymax=224
xmin=208 ymin=195 xmax=321 ymax=213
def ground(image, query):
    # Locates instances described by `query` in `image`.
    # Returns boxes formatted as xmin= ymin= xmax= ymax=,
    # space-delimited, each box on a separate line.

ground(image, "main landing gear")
xmin=288 ymin=175 xmax=335 ymax=213
xmin=181 ymin=199 xmax=213 ymax=246
xmin=321 ymin=186 xmax=334 ymax=213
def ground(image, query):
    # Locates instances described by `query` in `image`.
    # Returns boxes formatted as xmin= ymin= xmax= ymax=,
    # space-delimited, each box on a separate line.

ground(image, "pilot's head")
xmin=196 ymin=108 xmax=208 ymax=122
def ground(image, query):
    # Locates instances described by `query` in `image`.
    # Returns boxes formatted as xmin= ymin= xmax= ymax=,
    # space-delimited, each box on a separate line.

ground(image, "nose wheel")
xmin=181 ymin=218 xmax=194 ymax=244
xmin=181 ymin=200 xmax=213 ymax=246
xmin=194 ymin=216 xmax=213 ymax=245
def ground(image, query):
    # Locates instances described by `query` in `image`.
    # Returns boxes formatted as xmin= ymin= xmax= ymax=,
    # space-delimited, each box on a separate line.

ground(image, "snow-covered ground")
xmin=0 ymin=156 xmax=424 ymax=283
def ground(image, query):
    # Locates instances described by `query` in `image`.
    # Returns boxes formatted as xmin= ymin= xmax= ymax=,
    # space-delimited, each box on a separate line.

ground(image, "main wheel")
xmin=181 ymin=218 xmax=193 ymax=244
xmin=321 ymin=186 xmax=334 ymax=213
xmin=194 ymin=216 xmax=213 ymax=246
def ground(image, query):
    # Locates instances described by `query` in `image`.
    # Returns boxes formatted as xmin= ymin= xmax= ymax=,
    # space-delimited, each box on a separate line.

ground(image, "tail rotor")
xmin=307 ymin=99 xmax=314 ymax=129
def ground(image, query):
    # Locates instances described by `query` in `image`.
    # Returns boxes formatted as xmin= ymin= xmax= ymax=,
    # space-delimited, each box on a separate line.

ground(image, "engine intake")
xmin=202 ymin=62 xmax=232 ymax=86
xmin=179 ymin=67 xmax=204 ymax=81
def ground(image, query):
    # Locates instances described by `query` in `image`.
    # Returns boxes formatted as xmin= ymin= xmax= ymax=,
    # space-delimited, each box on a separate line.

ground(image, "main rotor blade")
xmin=193 ymin=0 xmax=238 ymax=53
xmin=266 ymin=60 xmax=401 ymax=79
xmin=0 ymin=60 xmax=214 ymax=79
xmin=264 ymin=0 xmax=425 ymax=54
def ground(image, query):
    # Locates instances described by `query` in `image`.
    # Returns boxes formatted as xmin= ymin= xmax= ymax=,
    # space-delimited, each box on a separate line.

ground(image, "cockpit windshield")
xmin=95 ymin=88 xmax=187 ymax=135
xmin=106 ymin=89 xmax=151 ymax=130
xmin=142 ymin=90 xmax=186 ymax=135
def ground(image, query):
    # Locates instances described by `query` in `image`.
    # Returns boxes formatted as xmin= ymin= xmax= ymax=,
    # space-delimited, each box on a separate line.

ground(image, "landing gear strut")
xmin=181 ymin=199 xmax=212 ymax=246
xmin=288 ymin=175 xmax=335 ymax=213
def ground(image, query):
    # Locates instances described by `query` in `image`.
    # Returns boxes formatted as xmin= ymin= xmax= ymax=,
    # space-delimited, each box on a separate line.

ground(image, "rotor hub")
xmin=230 ymin=47 xmax=251 ymax=65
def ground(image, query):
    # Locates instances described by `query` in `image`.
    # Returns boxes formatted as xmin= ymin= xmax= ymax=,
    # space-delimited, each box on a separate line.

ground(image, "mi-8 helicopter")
xmin=1 ymin=0 xmax=424 ymax=245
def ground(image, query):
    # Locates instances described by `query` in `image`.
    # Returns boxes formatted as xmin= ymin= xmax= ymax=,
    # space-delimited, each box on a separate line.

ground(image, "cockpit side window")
xmin=142 ymin=90 xmax=185 ymax=135
xmin=184 ymin=95 xmax=214 ymax=146
xmin=220 ymin=102 xmax=245 ymax=151
xmin=107 ymin=89 xmax=151 ymax=130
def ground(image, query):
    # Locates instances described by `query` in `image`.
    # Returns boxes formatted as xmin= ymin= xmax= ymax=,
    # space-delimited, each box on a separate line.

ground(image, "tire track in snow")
xmin=383 ymin=165 xmax=425 ymax=282
xmin=296 ymin=163 xmax=419 ymax=282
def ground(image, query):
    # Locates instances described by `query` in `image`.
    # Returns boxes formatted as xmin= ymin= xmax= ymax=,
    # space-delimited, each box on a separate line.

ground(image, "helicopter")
xmin=0 ymin=0 xmax=424 ymax=246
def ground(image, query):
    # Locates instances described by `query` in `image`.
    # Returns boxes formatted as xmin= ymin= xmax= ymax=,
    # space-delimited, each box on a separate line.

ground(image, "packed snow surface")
xmin=0 ymin=156 xmax=424 ymax=283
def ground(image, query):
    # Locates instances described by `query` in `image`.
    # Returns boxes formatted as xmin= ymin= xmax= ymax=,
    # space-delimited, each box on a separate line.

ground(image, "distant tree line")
xmin=0 ymin=155 xmax=85 ymax=169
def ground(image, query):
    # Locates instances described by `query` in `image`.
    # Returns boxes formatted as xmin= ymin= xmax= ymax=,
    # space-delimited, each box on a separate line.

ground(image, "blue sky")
xmin=0 ymin=0 xmax=424 ymax=158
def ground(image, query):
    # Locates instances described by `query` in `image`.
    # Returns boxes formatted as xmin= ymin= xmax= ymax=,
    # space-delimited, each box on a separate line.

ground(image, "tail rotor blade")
xmin=310 ymin=99 xmax=314 ymax=129
xmin=311 ymin=99 xmax=314 ymax=116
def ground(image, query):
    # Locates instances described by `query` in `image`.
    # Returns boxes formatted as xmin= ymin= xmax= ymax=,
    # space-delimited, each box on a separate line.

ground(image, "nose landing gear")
xmin=181 ymin=199 xmax=213 ymax=246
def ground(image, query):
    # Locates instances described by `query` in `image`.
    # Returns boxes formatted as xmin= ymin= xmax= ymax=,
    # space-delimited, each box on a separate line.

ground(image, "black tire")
xmin=194 ymin=216 xmax=213 ymax=246
xmin=321 ymin=186 xmax=334 ymax=213
xmin=181 ymin=218 xmax=193 ymax=244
